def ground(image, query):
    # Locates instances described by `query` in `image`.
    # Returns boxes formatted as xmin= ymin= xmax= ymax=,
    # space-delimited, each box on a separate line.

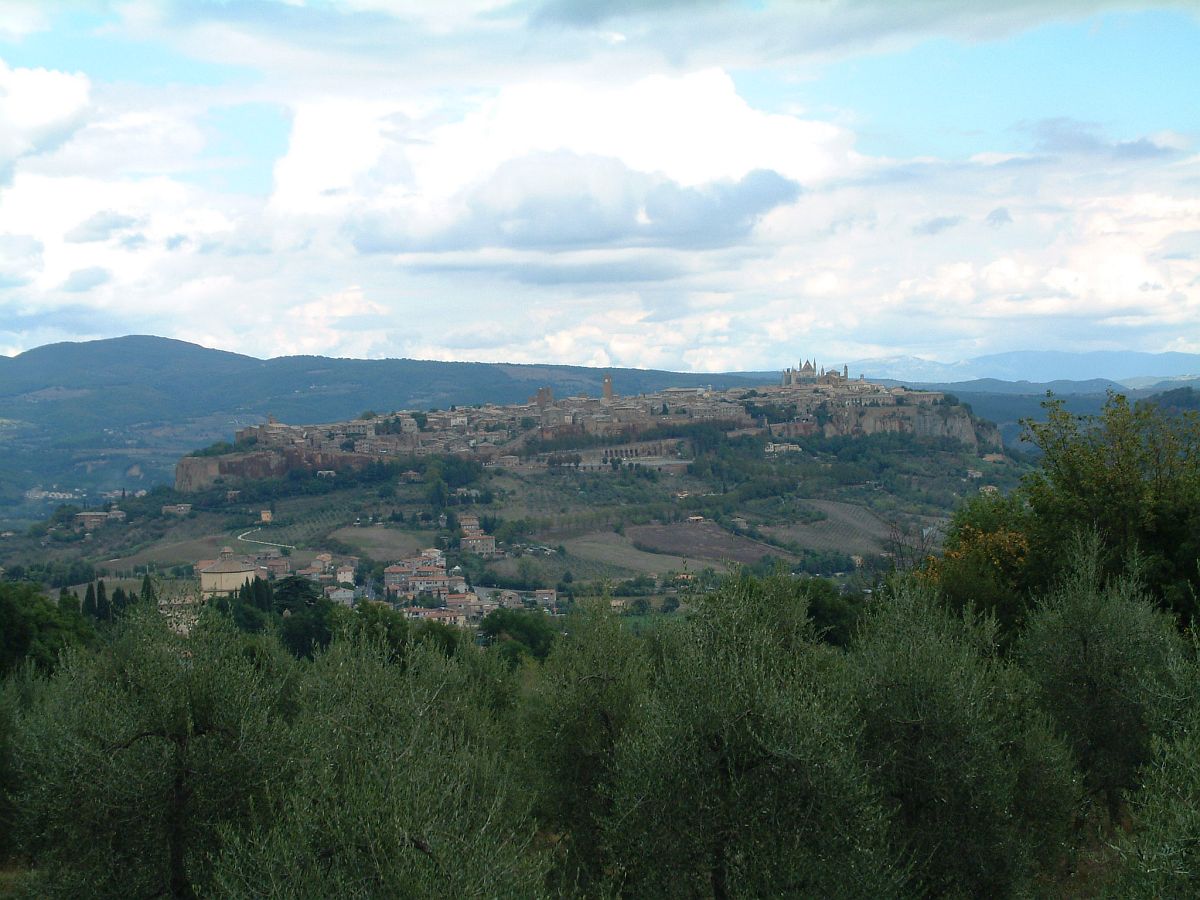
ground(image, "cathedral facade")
xmin=781 ymin=359 xmax=850 ymax=386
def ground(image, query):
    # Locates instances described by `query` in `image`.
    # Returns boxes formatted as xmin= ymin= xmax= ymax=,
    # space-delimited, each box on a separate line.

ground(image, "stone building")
xmin=198 ymin=548 xmax=262 ymax=600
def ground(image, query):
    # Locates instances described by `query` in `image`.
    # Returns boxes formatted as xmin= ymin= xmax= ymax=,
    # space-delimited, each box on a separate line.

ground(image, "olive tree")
xmin=1017 ymin=536 xmax=1186 ymax=822
xmin=1021 ymin=392 xmax=1200 ymax=621
xmin=847 ymin=579 xmax=1079 ymax=897
xmin=1108 ymin=675 xmax=1200 ymax=897
xmin=13 ymin=608 xmax=296 ymax=898
xmin=210 ymin=637 xmax=549 ymax=898
xmin=605 ymin=574 xmax=906 ymax=898
xmin=524 ymin=599 xmax=649 ymax=891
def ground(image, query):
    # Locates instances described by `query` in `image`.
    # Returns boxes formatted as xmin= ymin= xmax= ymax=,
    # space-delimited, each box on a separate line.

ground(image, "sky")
xmin=0 ymin=0 xmax=1197 ymax=371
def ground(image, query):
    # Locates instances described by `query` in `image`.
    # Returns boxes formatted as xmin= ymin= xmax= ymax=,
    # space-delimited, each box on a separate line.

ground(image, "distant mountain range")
xmin=0 ymin=335 xmax=1195 ymax=525
xmin=0 ymin=335 xmax=764 ymax=428
xmin=845 ymin=351 xmax=1200 ymax=385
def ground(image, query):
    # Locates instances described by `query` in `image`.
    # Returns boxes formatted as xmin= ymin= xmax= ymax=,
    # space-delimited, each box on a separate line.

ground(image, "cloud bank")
xmin=0 ymin=1 xmax=1197 ymax=369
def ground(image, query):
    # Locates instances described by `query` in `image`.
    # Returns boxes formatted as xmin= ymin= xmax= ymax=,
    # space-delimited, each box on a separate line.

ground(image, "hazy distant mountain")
xmin=1121 ymin=374 xmax=1200 ymax=390
xmin=0 ymin=335 xmax=764 ymax=431
xmin=849 ymin=350 xmax=1200 ymax=384
xmin=844 ymin=356 xmax=977 ymax=383
xmin=874 ymin=377 xmax=1127 ymax=396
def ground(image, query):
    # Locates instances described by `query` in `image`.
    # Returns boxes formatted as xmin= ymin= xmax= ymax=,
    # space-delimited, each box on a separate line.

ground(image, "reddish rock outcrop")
xmin=175 ymin=448 xmax=379 ymax=492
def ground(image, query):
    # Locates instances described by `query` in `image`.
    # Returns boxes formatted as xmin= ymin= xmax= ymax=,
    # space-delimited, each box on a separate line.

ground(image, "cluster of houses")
xmin=379 ymin=546 xmax=497 ymax=626
xmin=73 ymin=508 xmax=127 ymax=531
xmin=193 ymin=528 xmax=564 ymax=630
xmin=71 ymin=501 xmax=197 ymax=534
xmin=383 ymin=547 xmax=467 ymax=599
xmin=196 ymin=546 xmax=361 ymax=605
xmin=171 ymin=354 xmax=980 ymax=497
xmin=457 ymin=513 xmax=496 ymax=555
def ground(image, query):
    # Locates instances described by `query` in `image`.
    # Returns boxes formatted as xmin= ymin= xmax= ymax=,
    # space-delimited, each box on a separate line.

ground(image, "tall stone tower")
xmin=602 ymin=372 xmax=614 ymax=401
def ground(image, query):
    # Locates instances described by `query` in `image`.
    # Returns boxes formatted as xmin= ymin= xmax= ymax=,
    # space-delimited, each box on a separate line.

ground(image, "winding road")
xmin=236 ymin=527 xmax=296 ymax=550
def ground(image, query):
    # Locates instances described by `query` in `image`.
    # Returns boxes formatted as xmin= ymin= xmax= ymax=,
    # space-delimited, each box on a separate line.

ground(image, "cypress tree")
xmin=95 ymin=580 xmax=110 ymax=622
xmin=82 ymin=583 xmax=96 ymax=618
xmin=58 ymin=586 xmax=77 ymax=614
xmin=140 ymin=573 xmax=157 ymax=606
xmin=252 ymin=577 xmax=273 ymax=613
xmin=111 ymin=587 xmax=128 ymax=617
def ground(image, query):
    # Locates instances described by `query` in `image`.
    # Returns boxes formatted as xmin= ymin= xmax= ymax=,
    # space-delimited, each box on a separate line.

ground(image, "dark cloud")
xmin=510 ymin=257 xmax=687 ymax=285
xmin=1156 ymin=230 xmax=1200 ymax=261
xmin=1024 ymin=118 xmax=1175 ymax=160
xmin=65 ymin=210 xmax=142 ymax=243
xmin=350 ymin=152 xmax=799 ymax=256
xmin=913 ymin=215 xmax=962 ymax=236
xmin=531 ymin=0 xmax=723 ymax=27
xmin=60 ymin=267 xmax=111 ymax=292
xmin=1112 ymin=137 xmax=1175 ymax=160
xmin=985 ymin=207 xmax=1012 ymax=227
xmin=0 ymin=301 xmax=131 ymax=334
xmin=0 ymin=104 xmax=88 ymax=187
xmin=408 ymin=255 xmax=686 ymax=286
xmin=640 ymin=169 xmax=801 ymax=247
xmin=164 ymin=0 xmax=470 ymax=62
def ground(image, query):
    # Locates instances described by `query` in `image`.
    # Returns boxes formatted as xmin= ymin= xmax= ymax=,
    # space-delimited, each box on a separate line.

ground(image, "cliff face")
xmin=823 ymin=405 xmax=1002 ymax=450
xmin=174 ymin=448 xmax=378 ymax=492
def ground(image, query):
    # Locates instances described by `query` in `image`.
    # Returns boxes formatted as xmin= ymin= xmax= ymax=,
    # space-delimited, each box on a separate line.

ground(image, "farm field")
xmin=487 ymin=550 xmax=634 ymax=583
xmin=260 ymin=494 xmax=364 ymax=548
xmin=106 ymin=534 xmax=233 ymax=570
xmin=625 ymin=521 xmax=790 ymax=567
xmin=561 ymin=530 xmax=724 ymax=576
xmin=328 ymin=526 xmax=426 ymax=561
xmin=760 ymin=499 xmax=892 ymax=556
xmin=107 ymin=533 xmax=314 ymax=569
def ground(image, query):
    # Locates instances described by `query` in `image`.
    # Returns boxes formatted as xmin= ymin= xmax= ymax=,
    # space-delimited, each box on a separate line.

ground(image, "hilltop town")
xmin=2 ymin=356 xmax=1018 ymax=637
xmin=175 ymin=360 xmax=1000 ymax=492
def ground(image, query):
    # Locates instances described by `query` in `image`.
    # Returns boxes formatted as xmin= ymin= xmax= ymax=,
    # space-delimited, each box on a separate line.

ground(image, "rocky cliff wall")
xmin=174 ymin=448 xmax=378 ymax=492
xmin=824 ymin=405 xmax=1002 ymax=450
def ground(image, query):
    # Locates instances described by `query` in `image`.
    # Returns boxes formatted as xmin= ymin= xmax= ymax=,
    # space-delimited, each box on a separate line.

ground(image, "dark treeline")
xmin=0 ymin=391 xmax=1198 ymax=897
xmin=2 ymin=553 xmax=1196 ymax=897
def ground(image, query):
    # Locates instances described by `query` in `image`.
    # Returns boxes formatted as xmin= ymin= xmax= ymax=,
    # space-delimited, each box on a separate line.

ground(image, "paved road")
xmin=236 ymin=527 xmax=296 ymax=550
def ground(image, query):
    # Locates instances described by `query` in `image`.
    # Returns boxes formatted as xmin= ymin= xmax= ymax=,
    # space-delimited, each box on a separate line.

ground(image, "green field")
xmin=328 ymin=526 xmax=426 ymax=561
xmin=760 ymin=499 xmax=892 ymax=556
xmin=562 ymin=531 xmax=726 ymax=576
xmin=626 ymin=521 xmax=793 ymax=567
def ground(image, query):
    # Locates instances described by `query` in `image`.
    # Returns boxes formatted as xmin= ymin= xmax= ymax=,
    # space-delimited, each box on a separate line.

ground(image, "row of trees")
xmin=929 ymin=392 xmax=1200 ymax=630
